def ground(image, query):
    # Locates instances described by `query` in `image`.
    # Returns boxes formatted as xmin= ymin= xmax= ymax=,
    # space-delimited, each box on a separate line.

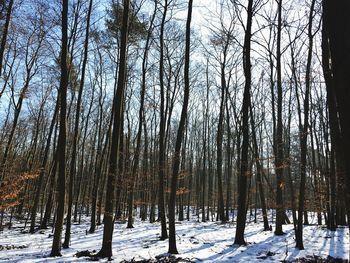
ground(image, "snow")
xmin=0 ymin=213 xmax=348 ymax=262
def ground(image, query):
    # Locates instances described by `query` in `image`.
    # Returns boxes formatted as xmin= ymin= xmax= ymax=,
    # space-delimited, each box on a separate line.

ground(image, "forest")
xmin=0 ymin=0 xmax=350 ymax=262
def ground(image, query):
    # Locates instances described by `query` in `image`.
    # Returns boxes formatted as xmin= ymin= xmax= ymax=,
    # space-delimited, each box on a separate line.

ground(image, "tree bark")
xmin=50 ymin=0 xmax=69 ymax=256
xmin=63 ymin=0 xmax=93 ymax=248
xmin=96 ymin=0 xmax=129 ymax=258
xmin=322 ymin=0 xmax=350 ymax=259
xmin=158 ymin=0 xmax=169 ymax=241
xmin=295 ymin=0 xmax=315 ymax=249
xmin=126 ymin=0 xmax=157 ymax=229
xmin=234 ymin=0 xmax=253 ymax=245
xmin=168 ymin=0 xmax=192 ymax=254
xmin=275 ymin=0 xmax=285 ymax=236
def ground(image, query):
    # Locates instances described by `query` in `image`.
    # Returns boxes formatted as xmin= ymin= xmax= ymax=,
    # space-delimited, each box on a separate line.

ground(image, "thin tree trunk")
xmin=202 ymin=61 xmax=209 ymax=222
xmin=168 ymin=0 xmax=192 ymax=254
xmin=96 ymin=0 xmax=129 ymax=258
xmin=126 ymin=0 xmax=157 ymax=229
xmin=295 ymin=0 xmax=315 ymax=250
xmin=234 ymin=0 xmax=253 ymax=245
xmin=63 ymin=0 xmax=93 ymax=248
xmin=216 ymin=66 xmax=226 ymax=223
xmin=275 ymin=0 xmax=285 ymax=236
xmin=158 ymin=0 xmax=169 ymax=241
xmin=50 ymin=0 xmax=69 ymax=256
xmin=225 ymin=89 xmax=233 ymax=222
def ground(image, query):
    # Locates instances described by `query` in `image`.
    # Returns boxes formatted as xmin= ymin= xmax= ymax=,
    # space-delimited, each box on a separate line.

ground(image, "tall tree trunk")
xmin=50 ymin=0 xmax=69 ymax=256
xmin=63 ymin=0 xmax=93 ymax=248
xmin=225 ymin=88 xmax=233 ymax=222
xmin=202 ymin=61 xmax=210 ymax=222
xmin=295 ymin=0 xmax=315 ymax=250
xmin=322 ymin=0 xmax=350 ymax=259
xmin=216 ymin=65 xmax=226 ymax=223
xmin=275 ymin=0 xmax=285 ymax=236
xmin=234 ymin=0 xmax=253 ymax=245
xmin=168 ymin=0 xmax=192 ymax=254
xmin=96 ymin=0 xmax=129 ymax=258
xmin=126 ymin=0 xmax=157 ymax=229
xmin=158 ymin=0 xmax=169 ymax=241
xmin=321 ymin=0 xmax=337 ymax=232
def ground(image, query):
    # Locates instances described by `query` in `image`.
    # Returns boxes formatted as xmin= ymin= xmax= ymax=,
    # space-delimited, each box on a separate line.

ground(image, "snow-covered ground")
xmin=0 ymin=214 xmax=348 ymax=262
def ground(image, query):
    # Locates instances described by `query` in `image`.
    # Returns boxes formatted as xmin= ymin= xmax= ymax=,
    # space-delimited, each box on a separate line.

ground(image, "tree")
xmin=157 ymin=0 xmax=170 ymax=241
xmin=95 ymin=0 xmax=129 ymax=258
xmin=63 ymin=0 xmax=93 ymax=248
xmin=274 ymin=0 xmax=285 ymax=236
xmin=168 ymin=0 xmax=192 ymax=254
xmin=295 ymin=0 xmax=316 ymax=250
xmin=50 ymin=0 xmax=69 ymax=257
xmin=126 ymin=0 xmax=157 ymax=229
xmin=322 ymin=1 xmax=350 ymax=259
xmin=321 ymin=0 xmax=336 ymax=232
xmin=206 ymin=0 xmax=237 ymax=224
xmin=234 ymin=0 xmax=253 ymax=246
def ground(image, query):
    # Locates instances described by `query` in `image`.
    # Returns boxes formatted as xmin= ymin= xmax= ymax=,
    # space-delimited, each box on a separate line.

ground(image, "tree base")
xmin=168 ymin=248 xmax=179 ymax=254
xmin=94 ymin=249 xmax=112 ymax=260
xmin=233 ymin=240 xmax=246 ymax=246
xmin=62 ymin=242 xmax=69 ymax=249
xmin=295 ymin=243 xmax=304 ymax=250
xmin=263 ymin=226 xmax=270 ymax=231
xmin=49 ymin=251 xmax=62 ymax=257
xmin=274 ymin=230 xmax=285 ymax=236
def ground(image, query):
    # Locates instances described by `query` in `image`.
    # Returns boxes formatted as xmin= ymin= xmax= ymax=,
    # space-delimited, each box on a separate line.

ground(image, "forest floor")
xmin=0 ymin=212 xmax=349 ymax=262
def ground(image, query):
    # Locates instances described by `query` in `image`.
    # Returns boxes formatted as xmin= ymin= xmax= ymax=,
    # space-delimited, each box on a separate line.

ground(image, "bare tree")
xmin=63 ymin=0 xmax=93 ymax=248
xmin=234 ymin=0 xmax=253 ymax=245
xmin=50 ymin=0 xmax=69 ymax=257
xmin=295 ymin=0 xmax=316 ymax=250
xmin=158 ymin=0 xmax=170 ymax=241
xmin=95 ymin=0 xmax=129 ymax=258
xmin=168 ymin=0 xmax=192 ymax=254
